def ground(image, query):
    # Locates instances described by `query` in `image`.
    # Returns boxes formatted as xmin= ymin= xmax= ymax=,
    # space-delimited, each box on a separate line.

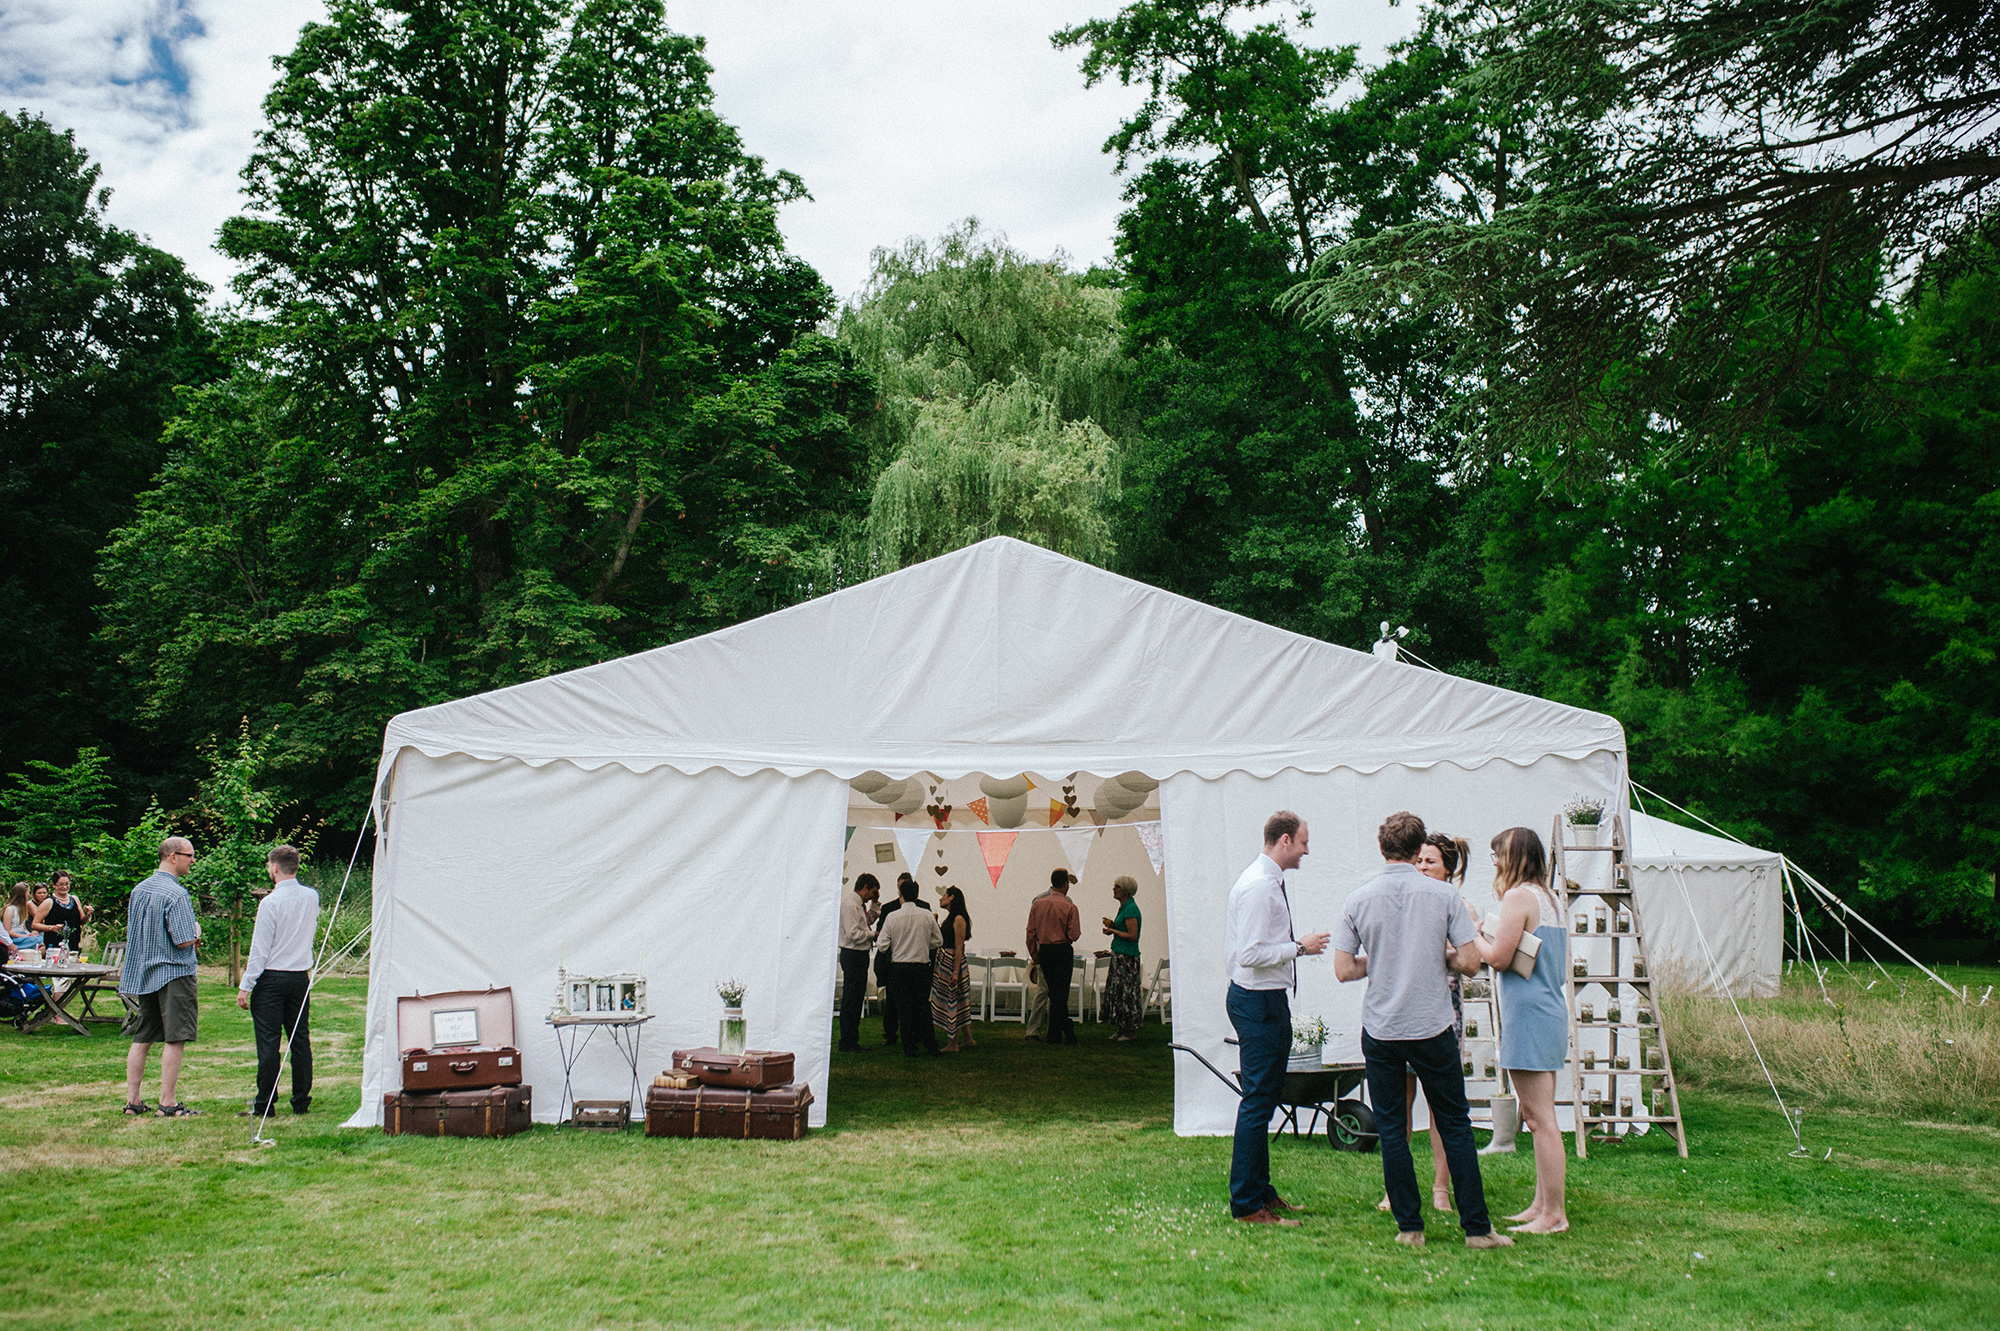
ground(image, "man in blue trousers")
xmin=1221 ymin=811 xmax=1328 ymax=1225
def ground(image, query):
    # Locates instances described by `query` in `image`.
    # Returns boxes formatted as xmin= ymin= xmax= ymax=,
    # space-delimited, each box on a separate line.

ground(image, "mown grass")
xmin=0 ymin=967 xmax=1993 ymax=1329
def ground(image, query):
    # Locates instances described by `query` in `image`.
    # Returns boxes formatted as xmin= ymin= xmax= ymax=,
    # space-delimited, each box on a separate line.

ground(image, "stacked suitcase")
xmin=383 ymin=987 xmax=534 ymax=1138
xmin=646 ymin=1047 xmax=811 ymax=1141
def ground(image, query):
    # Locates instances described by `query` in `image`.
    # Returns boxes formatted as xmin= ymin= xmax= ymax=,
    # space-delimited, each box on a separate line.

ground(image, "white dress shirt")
xmin=239 ymin=877 xmax=320 ymax=991
xmin=1223 ymin=853 xmax=1299 ymax=990
xmin=839 ymin=892 xmax=878 ymax=950
xmin=881 ymin=902 xmax=942 ymax=964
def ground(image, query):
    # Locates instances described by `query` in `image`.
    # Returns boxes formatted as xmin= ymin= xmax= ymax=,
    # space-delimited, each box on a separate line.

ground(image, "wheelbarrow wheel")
xmin=1329 ymin=1100 xmax=1378 ymax=1153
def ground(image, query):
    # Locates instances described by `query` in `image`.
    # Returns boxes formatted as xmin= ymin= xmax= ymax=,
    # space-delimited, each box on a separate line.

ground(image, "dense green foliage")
xmin=96 ymin=0 xmax=872 ymax=812
xmin=0 ymin=0 xmax=1989 ymax=941
xmin=0 ymin=113 xmax=214 ymax=784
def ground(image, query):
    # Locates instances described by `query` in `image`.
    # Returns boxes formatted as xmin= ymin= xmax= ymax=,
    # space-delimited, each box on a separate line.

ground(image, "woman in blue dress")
xmin=1476 ymin=826 xmax=1569 ymax=1235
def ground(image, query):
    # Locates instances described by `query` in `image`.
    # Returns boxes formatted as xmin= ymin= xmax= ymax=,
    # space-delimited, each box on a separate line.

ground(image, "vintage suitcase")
xmin=398 ymin=987 xmax=522 ymax=1091
xmin=644 ymin=1083 xmax=813 ymax=1141
xmin=384 ymin=1086 xmax=534 ymax=1138
xmin=670 ymin=1046 xmax=796 ymax=1090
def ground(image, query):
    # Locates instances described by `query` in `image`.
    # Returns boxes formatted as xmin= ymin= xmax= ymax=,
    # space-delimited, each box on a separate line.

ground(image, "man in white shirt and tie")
xmin=837 ymin=874 xmax=881 ymax=1051
xmin=1221 ymin=811 xmax=1329 ymax=1225
xmin=235 ymin=844 xmax=319 ymax=1116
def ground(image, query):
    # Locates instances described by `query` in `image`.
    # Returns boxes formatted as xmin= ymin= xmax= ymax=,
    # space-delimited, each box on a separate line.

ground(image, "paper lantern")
xmin=979 ymin=774 xmax=1032 ymax=800
xmin=865 ymin=778 xmax=908 ymax=806
xmin=850 ymin=771 xmax=891 ymax=795
xmin=1114 ymin=771 xmax=1159 ymax=794
xmin=988 ymin=794 xmax=1028 ymax=828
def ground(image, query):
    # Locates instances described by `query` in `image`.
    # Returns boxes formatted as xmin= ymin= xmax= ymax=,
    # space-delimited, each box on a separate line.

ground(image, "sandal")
xmin=155 ymin=1102 xmax=203 ymax=1117
xmin=122 ymin=1101 xmax=152 ymax=1116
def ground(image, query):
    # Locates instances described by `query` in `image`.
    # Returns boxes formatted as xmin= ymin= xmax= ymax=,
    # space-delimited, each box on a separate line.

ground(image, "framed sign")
xmin=875 ymin=842 xmax=895 ymax=863
xmin=431 ymin=1008 xmax=480 ymax=1046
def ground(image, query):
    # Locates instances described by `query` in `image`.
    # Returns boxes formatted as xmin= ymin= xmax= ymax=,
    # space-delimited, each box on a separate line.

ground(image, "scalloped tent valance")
xmin=374 ymin=536 xmax=1624 ymax=799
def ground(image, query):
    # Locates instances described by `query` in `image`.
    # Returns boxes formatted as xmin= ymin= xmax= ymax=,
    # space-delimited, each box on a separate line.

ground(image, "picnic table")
xmin=6 ymin=962 xmax=123 ymax=1035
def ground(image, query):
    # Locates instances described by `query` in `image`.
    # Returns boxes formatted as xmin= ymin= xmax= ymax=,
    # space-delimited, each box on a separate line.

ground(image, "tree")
xmin=100 ymin=0 xmax=872 ymax=816
xmin=0 ymin=113 xmax=213 ymax=778
xmin=1055 ymin=0 xmax=1494 ymax=661
xmin=0 ymin=748 xmax=116 ymax=882
xmin=1286 ymin=0 xmax=2000 ymax=461
xmin=830 ymin=221 xmax=1129 ymax=574
xmin=1478 ymin=255 xmax=1998 ymax=939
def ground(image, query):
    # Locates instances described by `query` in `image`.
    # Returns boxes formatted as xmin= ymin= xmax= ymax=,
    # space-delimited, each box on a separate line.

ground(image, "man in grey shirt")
xmin=1335 ymin=811 xmax=1510 ymax=1250
xmin=120 ymin=837 xmax=203 ymax=1117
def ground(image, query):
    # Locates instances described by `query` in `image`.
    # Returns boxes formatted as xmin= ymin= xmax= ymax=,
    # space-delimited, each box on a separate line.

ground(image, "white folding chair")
xmin=1069 ymin=955 xmax=1089 ymax=1022
xmin=965 ymin=956 xmax=993 ymax=1022
xmin=1145 ymin=957 xmax=1172 ymax=1023
xmin=987 ymin=957 xmax=1027 ymax=1022
xmin=1087 ymin=957 xmax=1110 ymax=1022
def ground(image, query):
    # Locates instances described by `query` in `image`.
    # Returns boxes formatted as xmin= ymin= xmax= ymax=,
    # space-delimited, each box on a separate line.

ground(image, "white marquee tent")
xmin=347 ymin=537 xmax=1628 ymax=1134
xmin=1627 ymin=809 xmax=1785 ymax=998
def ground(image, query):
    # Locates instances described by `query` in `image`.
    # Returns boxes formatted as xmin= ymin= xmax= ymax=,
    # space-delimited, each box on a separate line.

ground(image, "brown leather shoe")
xmin=1267 ymin=1195 xmax=1307 ymax=1215
xmin=1235 ymin=1208 xmax=1301 ymax=1227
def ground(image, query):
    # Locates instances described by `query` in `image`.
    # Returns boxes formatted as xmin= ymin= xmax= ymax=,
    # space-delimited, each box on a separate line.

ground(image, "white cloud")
xmin=1 ymin=0 xmax=1418 ymax=301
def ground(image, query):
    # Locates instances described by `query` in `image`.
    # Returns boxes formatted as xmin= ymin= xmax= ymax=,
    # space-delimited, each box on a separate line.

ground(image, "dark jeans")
xmin=1038 ymin=943 xmax=1076 ymax=1042
xmin=838 ymin=947 xmax=871 ymax=1048
xmin=250 ymin=969 xmax=312 ymax=1113
xmin=1363 ymin=1025 xmax=1491 ymax=1236
xmin=888 ymin=961 xmax=937 ymax=1055
xmin=1226 ymin=983 xmax=1291 ymax=1215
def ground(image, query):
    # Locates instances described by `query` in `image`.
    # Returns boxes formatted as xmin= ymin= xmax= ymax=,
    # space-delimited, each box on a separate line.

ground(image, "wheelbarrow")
xmin=1172 ymin=1039 xmax=1379 ymax=1151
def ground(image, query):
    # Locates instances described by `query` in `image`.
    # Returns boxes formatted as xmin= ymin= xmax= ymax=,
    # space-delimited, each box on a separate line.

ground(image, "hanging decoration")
xmin=967 ymin=797 xmax=990 ymax=825
xmin=845 ymin=826 xmax=856 ymax=848
xmin=1137 ymin=822 xmax=1166 ymax=875
xmin=1053 ymin=826 xmax=1099 ymax=879
xmin=923 ymin=780 xmax=953 ymax=829
xmin=893 ymin=828 xmax=931 ymax=873
xmin=976 ymin=831 xmax=1018 ymax=886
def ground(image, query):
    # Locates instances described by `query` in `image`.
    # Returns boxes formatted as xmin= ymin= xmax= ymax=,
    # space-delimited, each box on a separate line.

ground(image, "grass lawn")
xmin=0 ymin=968 xmax=1993 ymax=1329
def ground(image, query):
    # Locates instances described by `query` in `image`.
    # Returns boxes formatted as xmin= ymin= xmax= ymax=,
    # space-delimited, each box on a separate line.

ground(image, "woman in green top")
xmin=1100 ymin=876 xmax=1144 ymax=1040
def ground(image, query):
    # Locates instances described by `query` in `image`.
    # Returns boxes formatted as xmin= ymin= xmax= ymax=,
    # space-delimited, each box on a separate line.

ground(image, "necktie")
xmin=1278 ymin=875 xmax=1297 ymax=993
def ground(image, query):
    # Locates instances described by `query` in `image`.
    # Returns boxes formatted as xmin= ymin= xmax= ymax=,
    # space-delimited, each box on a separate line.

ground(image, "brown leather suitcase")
xmin=670 ymin=1046 xmax=796 ymax=1090
xmin=383 ymin=1089 xmax=443 ymax=1137
xmin=439 ymin=1085 xmax=533 ymax=1137
xmin=398 ymin=988 xmax=522 ymax=1091
xmin=384 ymin=1086 xmax=534 ymax=1137
xmin=644 ymin=1083 xmax=813 ymax=1140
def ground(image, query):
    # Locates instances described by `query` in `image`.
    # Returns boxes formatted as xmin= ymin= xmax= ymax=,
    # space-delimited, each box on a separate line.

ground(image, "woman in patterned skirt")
xmin=931 ymin=887 xmax=976 ymax=1051
xmin=1100 ymin=876 xmax=1144 ymax=1039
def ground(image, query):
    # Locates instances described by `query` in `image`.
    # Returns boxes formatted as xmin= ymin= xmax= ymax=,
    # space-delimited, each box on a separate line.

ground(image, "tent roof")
xmin=1629 ymin=809 xmax=1783 ymax=869
xmin=378 ymin=537 xmax=1625 ymax=785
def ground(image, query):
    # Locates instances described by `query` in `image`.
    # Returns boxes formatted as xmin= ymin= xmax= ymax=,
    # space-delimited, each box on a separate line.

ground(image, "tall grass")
xmin=300 ymin=860 xmax=371 ymax=976
xmin=1659 ymin=962 xmax=1999 ymax=1124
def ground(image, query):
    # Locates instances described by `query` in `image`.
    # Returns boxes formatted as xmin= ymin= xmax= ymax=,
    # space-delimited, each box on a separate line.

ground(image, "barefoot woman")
xmin=1476 ymin=827 xmax=1569 ymax=1235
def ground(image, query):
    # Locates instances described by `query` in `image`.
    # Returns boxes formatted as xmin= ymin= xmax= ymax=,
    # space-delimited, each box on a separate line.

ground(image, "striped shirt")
xmin=120 ymin=870 xmax=200 ymax=995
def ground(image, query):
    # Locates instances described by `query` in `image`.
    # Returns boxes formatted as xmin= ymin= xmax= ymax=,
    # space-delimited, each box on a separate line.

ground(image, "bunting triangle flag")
xmin=1050 ymin=799 xmax=1065 ymax=827
xmin=967 ymin=797 xmax=990 ymax=825
xmin=845 ymin=825 xmax=856 ymax=849
xmin=1053 ymin=826 xmax=1098 ymax=879
xmin=1136 ymin=821 xmax=1166 ymax=876
xmin=893 ymin=828 xmax=931 ymax=873
xmin=976 ymin=831 xmax=1018 ymax=887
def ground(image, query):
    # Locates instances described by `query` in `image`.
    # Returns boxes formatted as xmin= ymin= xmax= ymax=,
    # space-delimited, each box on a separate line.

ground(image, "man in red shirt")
xmin=1026 ymin=869 xmax=1082 ymax=1046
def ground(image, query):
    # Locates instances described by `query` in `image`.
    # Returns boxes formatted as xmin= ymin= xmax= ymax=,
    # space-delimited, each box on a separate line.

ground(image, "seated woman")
xmin=4 ymin=883 xmax=40 ymax=955
xmin=36 ymin=872 xmax=90 ymax=952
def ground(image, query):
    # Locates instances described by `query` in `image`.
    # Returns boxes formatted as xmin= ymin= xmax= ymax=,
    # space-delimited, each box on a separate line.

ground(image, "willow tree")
xmin=831 ymin=220 xmax=1130 ymax=574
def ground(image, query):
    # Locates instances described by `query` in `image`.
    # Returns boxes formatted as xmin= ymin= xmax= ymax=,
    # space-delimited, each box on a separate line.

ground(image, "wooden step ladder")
xmin=1552 ymin=811 xmax=1688 ymax=1158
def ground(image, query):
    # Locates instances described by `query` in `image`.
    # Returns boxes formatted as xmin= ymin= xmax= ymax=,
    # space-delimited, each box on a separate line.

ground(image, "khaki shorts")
xmin=123 ymin=974 xmax=199 ymax=1044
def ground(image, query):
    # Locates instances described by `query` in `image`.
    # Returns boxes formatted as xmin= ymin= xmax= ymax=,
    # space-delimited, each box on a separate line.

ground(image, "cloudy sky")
xmin=1 ymin=0 xmax=1418 ymax=304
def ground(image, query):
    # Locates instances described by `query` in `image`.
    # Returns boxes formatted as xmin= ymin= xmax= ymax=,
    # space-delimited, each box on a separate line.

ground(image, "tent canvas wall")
xmin=1627 ymin=809 xmax=1784 ymax=998
xmin=348 ymin=537 xmax=1627 ymax=1134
